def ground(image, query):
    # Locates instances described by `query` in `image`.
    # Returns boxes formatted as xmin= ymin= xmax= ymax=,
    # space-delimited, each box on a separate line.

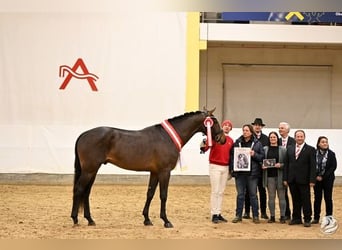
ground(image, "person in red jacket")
xmin=200 ymin=120 xmax=234 ymax=223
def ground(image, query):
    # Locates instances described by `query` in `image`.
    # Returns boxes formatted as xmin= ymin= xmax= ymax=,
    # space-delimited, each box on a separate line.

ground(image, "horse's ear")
xmin=208 ymin=107 xmax=216 ymax=116
xmin=203 ymin=107 xmax=215 ymax=115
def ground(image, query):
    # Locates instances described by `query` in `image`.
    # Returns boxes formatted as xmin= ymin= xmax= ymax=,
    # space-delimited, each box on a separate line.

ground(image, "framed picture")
xmin=233 ymin=147 xmax=251 ymax=171
xmin=263 ymin=158 xmax=276 ymax=168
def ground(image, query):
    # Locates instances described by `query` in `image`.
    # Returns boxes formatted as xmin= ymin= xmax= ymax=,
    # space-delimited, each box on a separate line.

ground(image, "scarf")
xmin=316 ymin=149 xmax=328 ymax=176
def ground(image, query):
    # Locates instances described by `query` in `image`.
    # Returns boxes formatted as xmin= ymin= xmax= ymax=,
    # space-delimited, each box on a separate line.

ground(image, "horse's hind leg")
xmin=83 ymin=174 xmax=97 ymax=226
xmin=71 ymin=193 xmax=80 ymax=226
xmin=159 ymin=171 xmax=173 ymax=228
xmin=142 ymin=173 xmax=159 ymax=226
xmin=71 ymin=177 xmax=86 ymax=226
xmin=71 ymin=172 xmax=96 ymax=226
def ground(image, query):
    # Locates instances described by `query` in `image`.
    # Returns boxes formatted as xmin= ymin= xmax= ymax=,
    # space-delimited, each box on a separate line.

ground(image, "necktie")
xmin=295 ymin=145 xmax=301 ymax=159
xmin=282 ymin=139 xmax=286 ymax=147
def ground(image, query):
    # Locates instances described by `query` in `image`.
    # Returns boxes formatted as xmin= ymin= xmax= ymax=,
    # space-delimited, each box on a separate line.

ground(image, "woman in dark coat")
xmin=230 ymin=124 xmax=264 ymax=224
xmin=312 ymin=136 xmax=337 ymax=224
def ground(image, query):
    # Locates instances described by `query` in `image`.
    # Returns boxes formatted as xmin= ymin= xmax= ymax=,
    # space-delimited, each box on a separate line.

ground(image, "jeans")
xmin=235 ymin=175 xmax=259 ymax=218
xmin=244 ymin=176 xmax=267 ymax=215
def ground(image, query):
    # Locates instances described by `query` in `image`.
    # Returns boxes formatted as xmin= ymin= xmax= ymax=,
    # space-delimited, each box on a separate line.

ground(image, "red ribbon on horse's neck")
xmin=161 ymin=120 xmax=183 ymax=152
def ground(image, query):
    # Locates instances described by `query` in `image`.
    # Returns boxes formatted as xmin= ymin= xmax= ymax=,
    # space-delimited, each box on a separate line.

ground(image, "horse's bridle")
xmin=204 ymin=115 xmax=225 ymax=144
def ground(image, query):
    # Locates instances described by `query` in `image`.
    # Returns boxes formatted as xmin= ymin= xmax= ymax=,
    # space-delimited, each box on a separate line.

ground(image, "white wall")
xmin=0 ymin=11 xmax=188 ymax=174
xmin=200 ymin=23 xmax=342 ymax=44
xmin=198 ymin=22 xmax=342 ymax=176
xmin=2 ymin=10 xmax=342 ymax=177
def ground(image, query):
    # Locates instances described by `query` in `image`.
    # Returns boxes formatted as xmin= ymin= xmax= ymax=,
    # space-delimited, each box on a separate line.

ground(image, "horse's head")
xmin=202 ymin=107 xmax=226 ymax=144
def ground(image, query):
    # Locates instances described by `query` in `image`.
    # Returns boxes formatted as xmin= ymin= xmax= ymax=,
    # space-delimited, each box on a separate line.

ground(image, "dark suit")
xmin=283 ymin=143 xmax=316 ymax=223
xmin=279 ymin=136 xmax=296 ymax=218
xmin=279 ymin=137 xmax=296 ymax=148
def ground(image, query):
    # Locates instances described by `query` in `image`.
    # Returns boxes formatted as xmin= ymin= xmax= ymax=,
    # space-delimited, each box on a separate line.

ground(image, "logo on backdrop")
xmin=59 ymin=58 xmax=99 ymax=91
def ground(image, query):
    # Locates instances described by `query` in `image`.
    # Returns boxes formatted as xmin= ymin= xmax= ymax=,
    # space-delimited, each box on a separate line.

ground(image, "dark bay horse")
xmin=71 ymin=108 xmax=226 ymax=228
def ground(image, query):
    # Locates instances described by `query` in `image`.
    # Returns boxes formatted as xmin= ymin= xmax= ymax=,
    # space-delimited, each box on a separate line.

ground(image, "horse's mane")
xmin=167 ymin=111 xmax=203 ymax=123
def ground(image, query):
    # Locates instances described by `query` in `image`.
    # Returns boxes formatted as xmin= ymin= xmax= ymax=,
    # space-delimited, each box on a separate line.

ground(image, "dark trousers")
xmin=244 ymin=176 xmax=267 ymax=215
xmin=284 ymin=187 xmax=291 ymax=217
xmin=288 ymin=182 xmax=312 ymax=222
xmin=313 ymin=176 xmax=335 ymax=219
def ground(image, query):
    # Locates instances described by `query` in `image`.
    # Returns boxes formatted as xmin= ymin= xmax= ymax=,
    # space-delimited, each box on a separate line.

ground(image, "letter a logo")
xmin=59 ymin=58 xmax=99 ymax=91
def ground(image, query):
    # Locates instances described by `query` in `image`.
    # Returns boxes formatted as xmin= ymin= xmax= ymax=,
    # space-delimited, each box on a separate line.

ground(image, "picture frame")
xmin=233 ymin=147 xmax=251 ymax=171
xmin=263 ymin=158 xmax=276 ymax=168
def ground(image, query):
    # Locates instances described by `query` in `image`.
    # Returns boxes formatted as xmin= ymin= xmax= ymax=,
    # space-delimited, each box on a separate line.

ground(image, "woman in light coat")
xmin=262 ymin=131 xmax=287 ymax=223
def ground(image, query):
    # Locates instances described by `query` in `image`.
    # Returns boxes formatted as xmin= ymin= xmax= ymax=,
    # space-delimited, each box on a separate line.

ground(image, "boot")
xmin=268 ymin=216 xmax=275 ymax=223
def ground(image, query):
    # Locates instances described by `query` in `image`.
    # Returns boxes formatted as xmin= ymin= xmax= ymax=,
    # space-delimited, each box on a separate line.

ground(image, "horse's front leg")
xmin=142 ymin=173 xmax=158 ymax=226
xmin=159 ymin=170 xmax=173 ymax=228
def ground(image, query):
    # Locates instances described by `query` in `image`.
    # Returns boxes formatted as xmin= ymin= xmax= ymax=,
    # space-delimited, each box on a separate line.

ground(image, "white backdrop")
xmin=0 ymin=11 xmax=188 ymax=174
xmin=1 ymin=7 xmax=341 ymax=176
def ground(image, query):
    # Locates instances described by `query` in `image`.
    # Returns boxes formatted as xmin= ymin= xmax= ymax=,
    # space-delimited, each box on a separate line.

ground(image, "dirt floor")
xmin=1 ymin=183 xmax=341 ymax=239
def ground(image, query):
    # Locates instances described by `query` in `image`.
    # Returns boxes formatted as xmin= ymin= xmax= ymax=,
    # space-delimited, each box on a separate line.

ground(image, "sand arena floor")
xmin=1 ymin=183 xmax=341 ymax=239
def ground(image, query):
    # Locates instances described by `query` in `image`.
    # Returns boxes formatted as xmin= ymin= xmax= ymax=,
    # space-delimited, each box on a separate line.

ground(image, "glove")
xmin=200 ymin=138 xmax=207 ymax=154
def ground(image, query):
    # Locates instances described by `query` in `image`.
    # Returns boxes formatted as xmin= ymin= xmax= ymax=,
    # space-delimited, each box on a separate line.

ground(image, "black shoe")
xmin=253 ymin=217 xmax=260 ymax=224
xmin=280 ymin=216 xmax=286 ymax=224
xmin=289 ymin=219 xmax=302 ymax=225
xmin=212 ymin=214 xmax=219 ymax=224
xmin=218 ymin=214 xmax=228 ymax=222
xmin=268 ymin=216 xmax=275 ymax=223
xmin=232 ymin=216 xmax=242 ymax=223
xmin=304 ymin=221 xmax=311 ymax=227
xmin=311 ymin=219 xmax=319 ymax=224
xmin=242 ymin=213 xmax=251 ymax=219
xmin=261 ymin=213 xmax=269 ymax=219
xmin=284 ymin=215 xmax=291 ymax=221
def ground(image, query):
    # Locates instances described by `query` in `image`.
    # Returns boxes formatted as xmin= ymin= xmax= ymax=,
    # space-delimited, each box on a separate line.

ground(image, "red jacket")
xmin=203 ymin=135 xmax=234 ymax=166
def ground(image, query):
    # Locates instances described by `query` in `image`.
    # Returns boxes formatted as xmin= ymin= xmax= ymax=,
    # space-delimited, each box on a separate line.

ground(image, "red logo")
xmin=59 ymin=58 xmax=99 ymax=91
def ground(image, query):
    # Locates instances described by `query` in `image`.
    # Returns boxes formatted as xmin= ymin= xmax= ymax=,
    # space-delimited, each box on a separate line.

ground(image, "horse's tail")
xmin=74 ymin=144 xmax=82 ymax=187
xmin=73 ymin=137 xmax=84 ymax=208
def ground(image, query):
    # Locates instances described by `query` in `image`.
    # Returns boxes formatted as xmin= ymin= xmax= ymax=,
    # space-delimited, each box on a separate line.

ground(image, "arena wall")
xmin=1 ymin=5 xmax=342 ymax=178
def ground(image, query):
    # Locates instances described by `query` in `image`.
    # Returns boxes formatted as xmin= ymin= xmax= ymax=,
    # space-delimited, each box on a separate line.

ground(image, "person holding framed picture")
xmin=243 ymin=118 xmax=269 ymax=220
xmin=230 ymin=124 xmax=264 ymax=224
xmin=262 ymin=131 xmax=288 ymax=224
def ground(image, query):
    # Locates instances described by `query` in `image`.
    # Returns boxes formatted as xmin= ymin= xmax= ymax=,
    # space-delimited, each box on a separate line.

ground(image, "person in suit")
xmin=312 ymin=136 xmax=337 ymax=224
xmin=278 ymin=121 xmax=296 ymax=221
xmin=283 ymin=130 xmax=316 ymax=227
xmin=243 ymin=118 xmax=269 ymax=220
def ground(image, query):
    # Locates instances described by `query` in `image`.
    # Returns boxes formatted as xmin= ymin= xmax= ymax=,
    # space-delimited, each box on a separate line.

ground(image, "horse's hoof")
xmin=144 ymin=220 xmax=153 ymax=226
xmin=88 ymin=221 xmax=96 ymax=226
xmin=164 ymin=222 xmax=173 ymax=228
xmin=72 ymin=223 xmax=80 ymax=228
